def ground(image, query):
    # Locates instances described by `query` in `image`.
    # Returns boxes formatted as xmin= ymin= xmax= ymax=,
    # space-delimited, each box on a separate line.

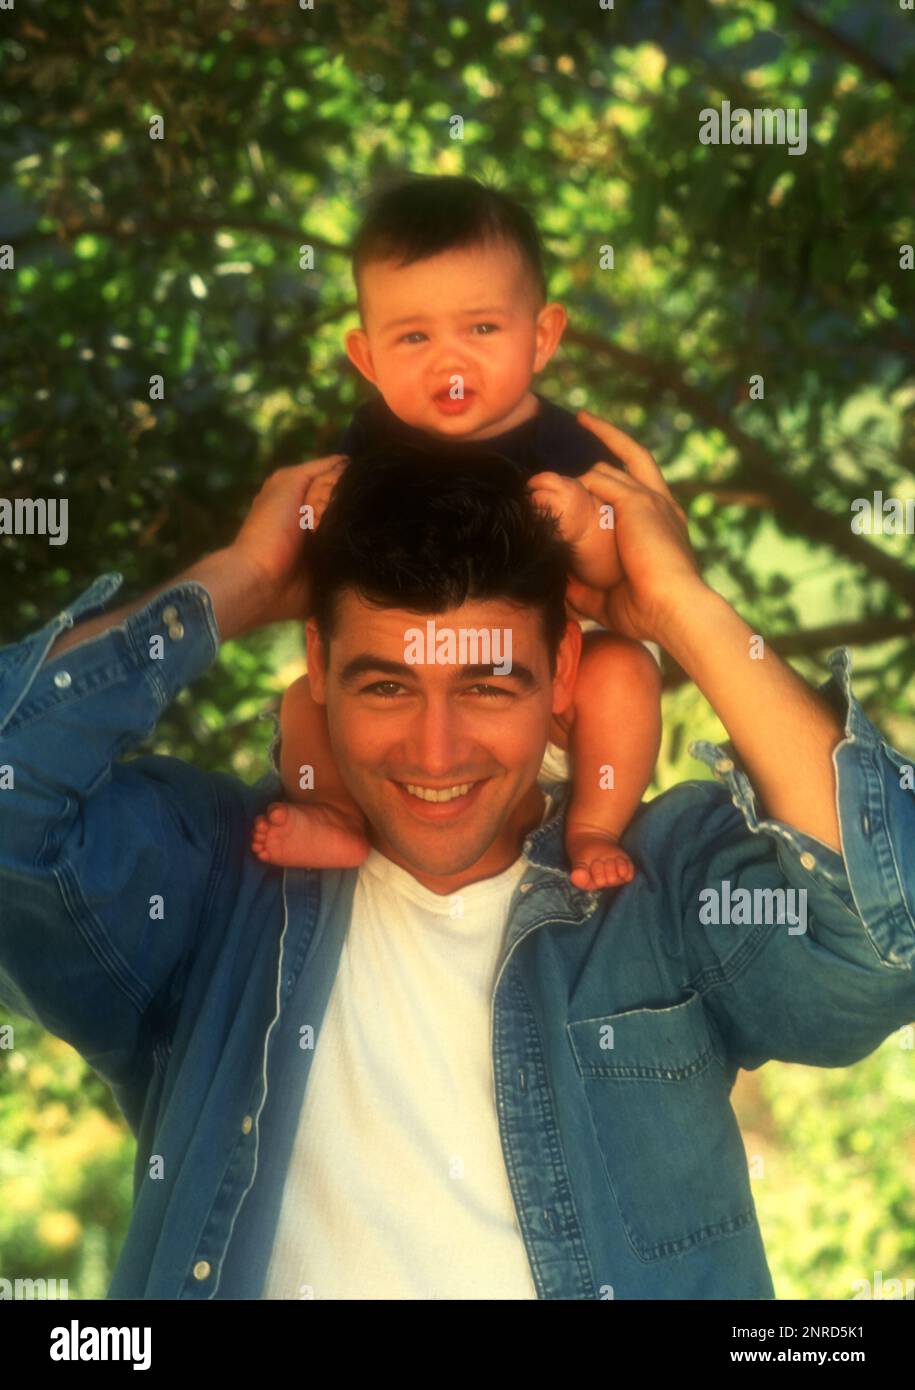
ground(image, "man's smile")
xmin=390 ymin=776 xmax=490 ymax=820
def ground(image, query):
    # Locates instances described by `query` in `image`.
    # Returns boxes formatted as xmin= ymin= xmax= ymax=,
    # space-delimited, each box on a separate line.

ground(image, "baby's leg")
xmin=565 ymin=633 xmax=662 ymax=890
xmin=251 ymin=673 xmax=371 ymax=868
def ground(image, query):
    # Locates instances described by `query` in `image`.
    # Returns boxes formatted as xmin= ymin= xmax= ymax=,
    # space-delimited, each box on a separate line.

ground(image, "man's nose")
xmin=405 ymin=698 xmax=473 ymax=777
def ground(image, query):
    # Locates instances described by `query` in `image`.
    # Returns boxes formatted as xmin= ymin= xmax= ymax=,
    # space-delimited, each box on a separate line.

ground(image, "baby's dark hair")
xmin=350 ymin=173 xmax=547 ymax=319
xmin=307 ymin=449 xmax=572 ymax=676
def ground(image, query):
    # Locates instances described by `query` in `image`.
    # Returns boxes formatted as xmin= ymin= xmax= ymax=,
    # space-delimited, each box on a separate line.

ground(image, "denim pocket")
xmin=567 ymin=989 xmax=757 ymax=1261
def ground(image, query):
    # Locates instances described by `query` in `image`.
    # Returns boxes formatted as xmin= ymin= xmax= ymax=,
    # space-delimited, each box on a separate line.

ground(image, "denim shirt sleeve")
xmin=680 ymin=647 xmax=915 ymax=1070
xmin=0 ymin=573 xmax=224 ymax=1085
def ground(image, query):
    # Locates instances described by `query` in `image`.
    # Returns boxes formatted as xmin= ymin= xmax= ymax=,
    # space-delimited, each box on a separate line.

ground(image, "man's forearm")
xmin=45 ymin=547 xmax=273 ymax=662
xmin=656 ymin=583 xmax=844 ymax=853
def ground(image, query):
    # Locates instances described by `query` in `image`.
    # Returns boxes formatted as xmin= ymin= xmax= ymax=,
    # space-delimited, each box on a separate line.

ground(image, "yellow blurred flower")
xmin=38 ymin=1210 xmax=82 ymax=1250
xmin=4 ymin=1176 xmax=42 ymax=1215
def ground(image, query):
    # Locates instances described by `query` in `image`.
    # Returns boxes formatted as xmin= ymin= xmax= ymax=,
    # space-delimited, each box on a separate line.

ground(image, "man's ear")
xmin=551 ymin=618 xmax=582 ymax=720
xmin=532 ymin=301 xmax=568 ymax=375
xmin=344 ymin=328 xmax=378 ymax=386
xmin=305 ymin=618 xmax=329 ymax=703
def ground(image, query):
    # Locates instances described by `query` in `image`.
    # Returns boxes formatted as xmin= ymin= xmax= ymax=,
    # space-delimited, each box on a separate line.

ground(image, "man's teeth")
xmin=404 ymin=782 xmax=474 ymax=803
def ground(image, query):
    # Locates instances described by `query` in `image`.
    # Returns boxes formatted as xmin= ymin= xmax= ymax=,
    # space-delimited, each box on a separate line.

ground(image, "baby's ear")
xmin=344 ymin=328 xmax=377 ymax=384
xmin=532 ymin=301 xmax=568 ymax=372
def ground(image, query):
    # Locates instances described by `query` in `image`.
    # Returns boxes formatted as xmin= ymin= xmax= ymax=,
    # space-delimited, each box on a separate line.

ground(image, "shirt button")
xmin=53 ymin=671 xmax=72 ymax=689
xmin=167 ymin=622 xmax=185 ymax=641
xmin=519 ymin=883 xmax=532 ymax=893
xmin=162 ymin=605 xmax=179 ymax=624
xmin=800 ymin=852 xmax=816 ymax=870
xmin=714 ymin=758 xmax=734 ymax=774
xmin=241 ymin=1115 xmax=253 ymax=1134
xmin=192 ymin=1260 xmax=211 ymax=1281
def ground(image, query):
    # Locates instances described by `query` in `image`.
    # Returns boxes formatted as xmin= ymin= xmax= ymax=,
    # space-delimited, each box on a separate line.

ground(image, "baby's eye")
xmin=473 ymin=323 xmax=499 ymax=335
xmin=399 ymin=331 xmax=427 ymax=344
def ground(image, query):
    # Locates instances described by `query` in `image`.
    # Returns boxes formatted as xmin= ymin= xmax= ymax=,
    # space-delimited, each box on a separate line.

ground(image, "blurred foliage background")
xmin=1 ymin=0 xmax=914 ymax=1299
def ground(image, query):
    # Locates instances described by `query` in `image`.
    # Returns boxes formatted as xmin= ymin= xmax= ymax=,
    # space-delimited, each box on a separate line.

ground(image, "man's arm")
xmin=45 ymin=547 xmax=273 ymax=662
xmin=568 ymin=411 xmax=914 ymax=1067
xmin=569 ymin=410 xmax=844 ymax=850
xmin=0 ymin=456 xmax=345 ymax=1085
xmin=46 ymin=452 xmax=348 ymax=662
xmin=673 ymin=746 xmax=915 ymax=1071
xmin=0 ymin=574 xmax=229 ymax=1088
xmin=672 ymin=646 xmax=915 ymax=1069
xmin=654 ymin=584 xmax=844 ymax=852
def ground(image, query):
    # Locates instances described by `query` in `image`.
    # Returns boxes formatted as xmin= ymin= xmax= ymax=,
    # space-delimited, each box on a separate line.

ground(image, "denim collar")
xmin=523 ymin=780 xmax=573 ymax=870
xmin=517 ymin=780 xmax=604 ymax=921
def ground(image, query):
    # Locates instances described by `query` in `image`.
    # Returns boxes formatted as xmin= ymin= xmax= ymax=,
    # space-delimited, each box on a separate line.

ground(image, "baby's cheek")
xmin=375 ymin=368 xmax=419 ymax=420
xmin=381 ymin=382 xmax=413 ymax=418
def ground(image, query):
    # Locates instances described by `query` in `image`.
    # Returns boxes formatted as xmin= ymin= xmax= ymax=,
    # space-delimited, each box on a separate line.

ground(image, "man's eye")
xmin=360 ymin=682 xmax=511 ymax=699
xmin=468 ymin=684 xmax=512 ymax=698
xmin=362 ymin=681 xmax=404 ymax=697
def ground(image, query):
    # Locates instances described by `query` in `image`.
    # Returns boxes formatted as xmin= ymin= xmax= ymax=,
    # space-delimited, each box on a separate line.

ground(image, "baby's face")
xmin=346 ymin=239 xmax=565 ymax=441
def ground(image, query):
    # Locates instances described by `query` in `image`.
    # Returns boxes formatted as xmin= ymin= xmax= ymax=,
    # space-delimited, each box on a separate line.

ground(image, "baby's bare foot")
xmin=566 ymin=825 xmax=635 ymax=891
xmin=251 ymin=801 xmax=370 ymax=869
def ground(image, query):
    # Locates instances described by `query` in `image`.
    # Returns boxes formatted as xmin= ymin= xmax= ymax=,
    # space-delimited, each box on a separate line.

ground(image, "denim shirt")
xmin=1 ymin=574 xmax=913 ymax=1300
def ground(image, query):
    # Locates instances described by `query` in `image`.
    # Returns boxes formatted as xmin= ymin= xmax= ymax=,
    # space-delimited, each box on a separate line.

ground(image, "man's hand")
xmin=44 ymin=454 xmax=349 ymax=661
xmin=230 ymin=454 xmax=348 ymax=623
xmin=563 ymin=411 xmax=705 ymax=643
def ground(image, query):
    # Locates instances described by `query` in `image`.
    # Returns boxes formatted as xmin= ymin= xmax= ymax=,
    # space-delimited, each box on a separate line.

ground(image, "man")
xmin=0 ymin=414 xmax=912 ymax=1299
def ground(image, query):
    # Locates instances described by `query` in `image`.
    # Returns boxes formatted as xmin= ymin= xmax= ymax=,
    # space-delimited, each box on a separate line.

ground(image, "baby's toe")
xmin=588 ymin=859 xmax=609 ymax=889
xmin=611 ymin=858 xmax=629 ymax=884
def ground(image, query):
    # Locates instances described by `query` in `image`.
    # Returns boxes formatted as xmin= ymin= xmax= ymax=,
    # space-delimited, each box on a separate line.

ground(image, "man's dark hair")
xmin=308 ymin=449 xmax=573 ymax=676
xmin=350 ymin=173 xmax=548 ymax=318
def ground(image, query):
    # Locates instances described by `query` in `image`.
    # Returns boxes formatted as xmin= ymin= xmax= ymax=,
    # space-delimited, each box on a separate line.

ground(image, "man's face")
xmin=306 ymin=591 xmax=581 ymax=895
xmin=344 ymin=238 xmax=567 ymax=441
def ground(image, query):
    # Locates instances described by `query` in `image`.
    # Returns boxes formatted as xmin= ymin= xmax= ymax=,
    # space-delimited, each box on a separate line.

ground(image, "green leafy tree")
xmin=1 ymin=0 xmax=913 ymax=1297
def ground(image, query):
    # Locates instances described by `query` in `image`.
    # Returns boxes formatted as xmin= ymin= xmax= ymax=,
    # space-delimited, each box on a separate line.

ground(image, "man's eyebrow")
xmin=338 ymin=655 xmax=538 ymax=688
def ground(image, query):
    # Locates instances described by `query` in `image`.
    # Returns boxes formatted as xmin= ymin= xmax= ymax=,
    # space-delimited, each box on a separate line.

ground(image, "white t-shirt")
xmin=261 ymin=820 xmax=550 ymax=1300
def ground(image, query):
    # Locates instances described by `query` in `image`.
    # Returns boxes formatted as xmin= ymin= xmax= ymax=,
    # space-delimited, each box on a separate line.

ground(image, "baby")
xmin=251 ymin=174 xmax=662 ymax=890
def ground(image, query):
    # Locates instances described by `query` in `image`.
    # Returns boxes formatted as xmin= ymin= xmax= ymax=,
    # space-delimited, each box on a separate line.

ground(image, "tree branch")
xmin=671 ymin=482 xmax=774 ymax=508
xmin=790 ymin=4 xmax=901 ymax=87
xmin=15 ymin=217 xmax=348 ymax=258
xmin=563 ymin=325 xmax=915 ymax=608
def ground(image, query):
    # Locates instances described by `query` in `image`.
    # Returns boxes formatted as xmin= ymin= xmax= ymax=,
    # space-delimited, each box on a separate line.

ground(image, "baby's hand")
xmin=306 ymin=456 xmax=349 ymax=531
xmin=528 ymin=471 xmax=623 ymax=590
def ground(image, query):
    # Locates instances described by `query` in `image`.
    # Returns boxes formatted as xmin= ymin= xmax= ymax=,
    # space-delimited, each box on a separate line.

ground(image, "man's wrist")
xmin=651 ymin=581 xmax=734 ymax=666
xmin=188 ymin=546 xmax=279 ymax=643
xmin=43 ymin=547 xmax=279 ymax=666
